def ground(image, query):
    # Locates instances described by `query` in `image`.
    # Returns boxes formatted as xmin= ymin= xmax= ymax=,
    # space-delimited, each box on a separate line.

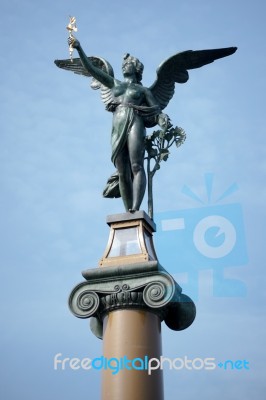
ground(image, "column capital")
xmin=69 ymin=261 xmax=196 ymax=339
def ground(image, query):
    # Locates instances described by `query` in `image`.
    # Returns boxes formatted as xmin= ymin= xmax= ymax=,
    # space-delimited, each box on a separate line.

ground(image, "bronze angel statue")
xmin=55 ymin=37 xmax=237 ymax=213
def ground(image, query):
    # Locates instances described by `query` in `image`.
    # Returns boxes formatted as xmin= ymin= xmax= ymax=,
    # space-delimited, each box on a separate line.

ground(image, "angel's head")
xmin=122 ymin=53 xmax=144 ymax=83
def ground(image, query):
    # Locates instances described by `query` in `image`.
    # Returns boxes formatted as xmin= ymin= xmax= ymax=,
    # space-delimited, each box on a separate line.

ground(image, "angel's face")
xmin=122 ymin=55 xmax=143 ymax=83
xmin=122 ymin=60 xmax=136 ymax=75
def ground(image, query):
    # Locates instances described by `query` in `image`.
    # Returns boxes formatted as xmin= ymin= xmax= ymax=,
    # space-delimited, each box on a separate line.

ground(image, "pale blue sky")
xmin=1 ymin=0 xmax=266 ymax=399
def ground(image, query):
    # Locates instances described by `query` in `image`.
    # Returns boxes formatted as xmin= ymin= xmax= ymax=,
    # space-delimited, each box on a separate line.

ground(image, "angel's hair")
xmin=122 ymin=53 xmax=144 ymax=83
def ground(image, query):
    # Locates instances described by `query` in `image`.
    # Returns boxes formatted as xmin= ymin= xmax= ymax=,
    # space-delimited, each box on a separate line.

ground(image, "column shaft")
xmin=102 ymin=309 xmax=164 ymax=400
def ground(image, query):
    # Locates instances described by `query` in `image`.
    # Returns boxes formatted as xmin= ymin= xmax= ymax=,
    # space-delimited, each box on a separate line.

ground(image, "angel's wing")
xmin=54 ymin=56 xmax=115 ymax=108
xmin=150 ymin=47 xmax=237 ymax=110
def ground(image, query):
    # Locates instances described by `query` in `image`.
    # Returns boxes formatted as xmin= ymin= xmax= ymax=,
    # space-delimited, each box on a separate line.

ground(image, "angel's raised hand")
xmin=68 ymin=37 xmax=80 ymax=49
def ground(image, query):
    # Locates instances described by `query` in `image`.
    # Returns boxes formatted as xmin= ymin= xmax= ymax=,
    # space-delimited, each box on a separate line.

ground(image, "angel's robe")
xmin=103 ymin=102 xmax=161 ymax=198
xmin=110 ymin=102 xmax=161 ymax=165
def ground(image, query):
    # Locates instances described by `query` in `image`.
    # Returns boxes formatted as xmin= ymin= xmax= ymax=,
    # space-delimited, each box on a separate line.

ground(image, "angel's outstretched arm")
xmin=69 ymin=37 xmax=115 ymax=88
